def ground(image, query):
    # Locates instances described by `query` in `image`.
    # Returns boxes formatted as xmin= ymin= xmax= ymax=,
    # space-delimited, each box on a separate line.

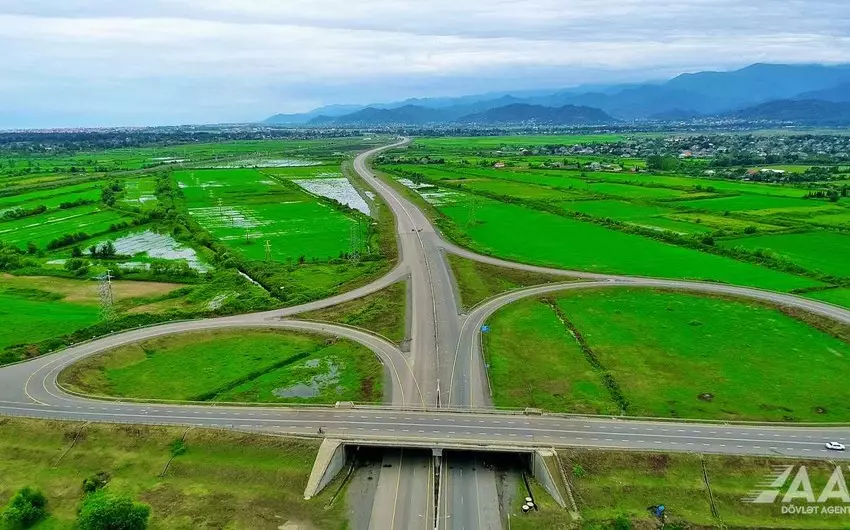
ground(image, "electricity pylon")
xmin=98 ymin=269 xmax=116 ymax=322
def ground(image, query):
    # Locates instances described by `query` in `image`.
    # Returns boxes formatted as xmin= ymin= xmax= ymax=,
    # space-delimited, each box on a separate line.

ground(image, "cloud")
xmin=0 ymin=1 xmax=849 ymax=127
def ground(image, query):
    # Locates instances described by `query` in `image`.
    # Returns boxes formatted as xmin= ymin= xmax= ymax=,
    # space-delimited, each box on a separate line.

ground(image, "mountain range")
xmin=264 ymin=63 xmax=850 ymax=126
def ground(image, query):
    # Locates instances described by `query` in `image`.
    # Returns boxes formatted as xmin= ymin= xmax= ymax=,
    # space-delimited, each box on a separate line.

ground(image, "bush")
xmin=82 ymin=472 xmax=110 ymax=494
xmin=77 ymin=491 xmax=150 ymax=530
xmin=1 ymin=487 xmax=47 ymax=529
xmin=610 ymin=515 xmax=632 ymax=530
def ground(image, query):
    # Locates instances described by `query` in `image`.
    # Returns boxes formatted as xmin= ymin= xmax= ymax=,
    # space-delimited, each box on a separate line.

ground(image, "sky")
xmin=2 ymin=0 xmax=850 ymax=128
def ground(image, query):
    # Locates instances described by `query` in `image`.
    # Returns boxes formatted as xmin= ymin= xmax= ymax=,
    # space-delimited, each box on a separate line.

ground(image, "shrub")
xmin=610 ymin=515 xmax=632 ymax=530
xmin=77 ymin=491 xmax=150 ymax=530
xmin=82 ymin=472 xmax=110 ymax=494
xmin=1 ymin=486 xmax=47 ymax=529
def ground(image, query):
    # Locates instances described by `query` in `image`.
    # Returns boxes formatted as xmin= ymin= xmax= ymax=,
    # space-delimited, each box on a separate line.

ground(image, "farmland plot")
xmin=177 ymin=168 xmax=363 ymax=262
xmin=719 ymin=231 xmax=850 ymax=278
xmin=0 ymin=204 xmax=131 ymax=249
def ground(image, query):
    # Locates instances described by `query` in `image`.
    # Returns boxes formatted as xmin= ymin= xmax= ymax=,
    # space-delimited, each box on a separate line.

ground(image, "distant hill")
xmin=457 ymin=104 xmax=614 ymax=125
xmin=264 ymin=63 xmax=850 ymax=124
xmin=729 ymin=99 xmax=850 ymax=125
xmin=309 ymin=105 xmax=448 ymax=125
xmin=647 ymin=108 xmax=704 ymax=121
xmin=795 ymin=82 xmax=850 ymax=103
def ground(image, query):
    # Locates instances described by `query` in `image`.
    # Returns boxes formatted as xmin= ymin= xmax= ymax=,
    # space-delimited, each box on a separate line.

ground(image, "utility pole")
xmin=467 ymin=195 xmax=478 ymax=226
xmin=217 ymin=198 xmax=224 ymax=219
xmin=264 ymin=240 xmax=272 ymax=262
xmin=98 ymin=269 xmax=116 ymax=322
xmin=245 ymin=228 xmax=251 ymax=246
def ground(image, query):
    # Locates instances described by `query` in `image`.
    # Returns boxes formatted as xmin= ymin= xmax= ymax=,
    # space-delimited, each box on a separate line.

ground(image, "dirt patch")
xmin=1 ymin=273 xmax=183 ymax=304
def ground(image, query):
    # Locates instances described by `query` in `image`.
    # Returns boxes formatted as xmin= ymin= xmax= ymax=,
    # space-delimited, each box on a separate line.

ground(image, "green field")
xmin=0 ymin=181 xmax=102 ymax=210
xmin=0 ymin=417 xmax=346 ymax=529
xmin=0 ymin=289 xmax=99 ymax=350
xmin=59 ymin=328 xmax=384 ymax=403
xmin=0 ymin=275 xmax=186 ymax=352
xmin=485 ymin=288 xmax=850 ymax=421
xmin=0 ymin=204 xmax=132 ymax=248
xmin=178 ymin=167 xmax=365 ymax=262
xmin=720 ymin=231 xmax=850 ymax=278
xmin=667 ymin=212 xmax=784 ymax=233
xmin=438 ymin=195 xmax=820 ymax=291
xmin=559 ymin=200 xmax=672 ymax=220
xmin=677 ymin=194 xmax=830 ymax=213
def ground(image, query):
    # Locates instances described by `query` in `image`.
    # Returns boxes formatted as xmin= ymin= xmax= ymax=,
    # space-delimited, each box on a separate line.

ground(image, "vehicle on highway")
xmin=825 ymin=441 xmax=846 ymax=451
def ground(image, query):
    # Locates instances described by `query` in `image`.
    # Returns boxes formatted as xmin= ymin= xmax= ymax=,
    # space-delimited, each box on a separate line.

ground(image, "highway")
xmin=2 ymin=138 xmax=850 ymax=529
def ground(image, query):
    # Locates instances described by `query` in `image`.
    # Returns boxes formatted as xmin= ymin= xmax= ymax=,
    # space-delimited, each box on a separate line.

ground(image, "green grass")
xmin=449 ymin=178 xmax=588 ymax=201
xmin=0 ymin=290 xmax=99 ymax=350
xmin=559 ymin=200 xmax=672 ymax=220
xmin=627 ymin=216 xmax=714 ymax=234
xmin=676 ymin=194 xmax=830 ymax=213
xmin=178 ymin=168 xmax=363 ymax=262
xmin=667 ymin=213 xmax=784 ymax=233
xmin=299 ymin=281 xmax=407 ymax=343
xmin=0 ymin=181 xmax=102 ymax=210
xmin=485 ymin=288 xmax=850 ymax=421
xmin=803 ymin=211 xmax=850 ymax=228
xmin=560 ymin=450 xmax=848 ymax=529
xmin=0 ymin=417 xmax=347 ymax=529
xmin=447 ymin=253 xmax=573 ymax=310
xmin=484 ymin=297 xmax=618 ymax=414
xmin=59 ymin=328 xmax=383 ymax=403
xmin=0 ymin=204 xmax=132 ymax=249
xmin=806 ymin=288 xmax=850 ymax=309
xmin=437 ymin=196 xmax=820 ymax=291
xmin=719 ymin=231 xmax=850 ymax=278
xmin=588 ymin=170 xmax=811 ymax=197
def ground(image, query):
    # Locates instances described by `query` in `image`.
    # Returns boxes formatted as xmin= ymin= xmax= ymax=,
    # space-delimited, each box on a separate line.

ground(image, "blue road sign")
xmin=480 ymin=325 xmax=490 ymax=333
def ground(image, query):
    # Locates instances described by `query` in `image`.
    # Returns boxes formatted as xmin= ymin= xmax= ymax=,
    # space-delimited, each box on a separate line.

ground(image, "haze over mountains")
xmin=265 ymin=63 xmax=850 ymax=126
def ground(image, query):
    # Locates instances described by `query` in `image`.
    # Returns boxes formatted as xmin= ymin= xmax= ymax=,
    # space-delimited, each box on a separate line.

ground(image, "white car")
xmin=825 ymin=442 xmax=846 ymax=451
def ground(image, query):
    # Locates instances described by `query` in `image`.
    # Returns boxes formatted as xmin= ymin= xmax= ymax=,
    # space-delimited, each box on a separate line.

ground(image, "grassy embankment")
xmin=300 ymin=280 xmax=408 ymax=343
xmin=0 ymin=417 xmax=346 ymax=529
xmin=447 ymin=253 xmax=576 ymax=310
xmin=510 ymin=450 xmax=850 ymax=529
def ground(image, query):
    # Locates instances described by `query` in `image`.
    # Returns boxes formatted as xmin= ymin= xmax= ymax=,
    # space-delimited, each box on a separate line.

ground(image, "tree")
xmin=25 ymin=242 xmax=38 ymax=255
xmin=101 ymin=187 xmax=116 ymax=206
xmin=77 ymin=491 xmax=150 ymax=530
xmin=89 ymin=245 xmax=98 ymax=258
xmin=102 ymin=241 xmax=116 ymax=259
xmin=1 ymin=486 xmax=48 ymax=529
xmin=71 ymin=246 xmax=83 ymax=258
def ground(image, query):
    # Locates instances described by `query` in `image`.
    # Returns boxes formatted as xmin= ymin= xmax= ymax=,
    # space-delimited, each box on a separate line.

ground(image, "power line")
xmin=349 ymin=220 xmax=361 ymax=263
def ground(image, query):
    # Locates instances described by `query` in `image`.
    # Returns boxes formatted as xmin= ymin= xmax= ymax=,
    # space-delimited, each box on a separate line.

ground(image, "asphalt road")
xmin=3 ymin=138 xmax=850 ymax=529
